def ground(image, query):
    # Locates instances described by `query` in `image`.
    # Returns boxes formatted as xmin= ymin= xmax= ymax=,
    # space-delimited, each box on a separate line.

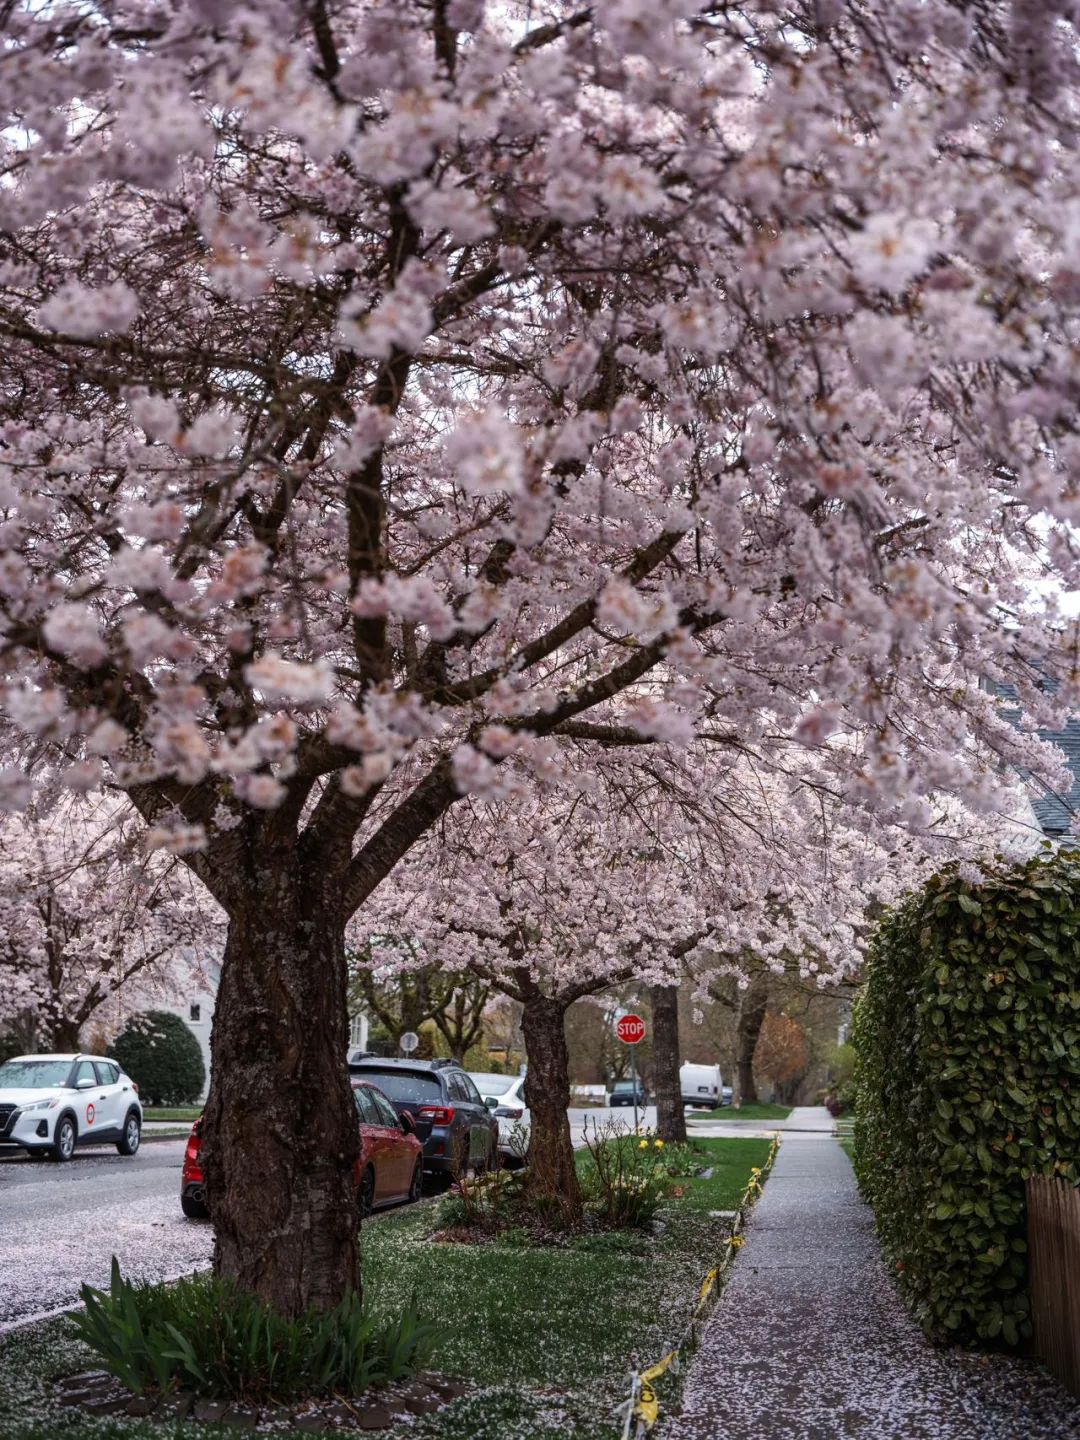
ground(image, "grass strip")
xmin=691 ymin=1101 xmax=792 ymax=1122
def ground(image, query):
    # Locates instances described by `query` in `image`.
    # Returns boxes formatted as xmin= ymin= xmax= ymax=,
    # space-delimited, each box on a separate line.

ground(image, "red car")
xmin=181 ymin=1080 xmax=424 ymax=1219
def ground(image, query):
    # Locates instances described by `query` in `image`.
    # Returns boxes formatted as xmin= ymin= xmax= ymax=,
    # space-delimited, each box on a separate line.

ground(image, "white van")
xmin=680 ymin=1062 xmax=723 ymax=1109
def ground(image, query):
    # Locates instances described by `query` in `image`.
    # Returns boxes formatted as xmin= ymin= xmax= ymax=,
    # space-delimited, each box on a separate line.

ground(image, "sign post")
xmin=400 ymin=1030 xmax=419 ymax=1055
xmin=615 ymin=1012 xmax=646 ymax=1131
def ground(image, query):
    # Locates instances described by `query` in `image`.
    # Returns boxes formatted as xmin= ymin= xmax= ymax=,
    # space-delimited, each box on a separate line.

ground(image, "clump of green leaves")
xmin=853 ymin=846 xmax=1080 ymax=1348
xmin=438 ymin=1166 xmax=527 ymax=1229
xmin=72 ymin=1260 xmax=443 ymax=1401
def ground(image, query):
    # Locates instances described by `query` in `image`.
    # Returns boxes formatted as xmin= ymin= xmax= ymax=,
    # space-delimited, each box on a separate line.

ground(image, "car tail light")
xmin=184 ymin=1135 xmax=201 ymax=1167
xmin=494 ymin=1106 xmax=524 ymax=1118
xmin=418 ymin=1104 xmax=455 ymax=1125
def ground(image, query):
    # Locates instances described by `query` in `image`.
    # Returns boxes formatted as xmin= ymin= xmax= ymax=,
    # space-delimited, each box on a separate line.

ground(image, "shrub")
xmin=579 ymin=1124 xmax=669 ymax=1228
xmin=853 ymin=847 xmax=1080 ymax=1348
xmin=73 ymin=1260 xmax=443 ymax=1401
xmin=110 ymin=1009 xmax=205 ymax=1105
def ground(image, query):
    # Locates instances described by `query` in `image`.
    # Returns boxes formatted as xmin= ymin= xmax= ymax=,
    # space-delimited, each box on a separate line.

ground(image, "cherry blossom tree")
xmin=0 ymin=792 xmax=221 ymax=1051
xmin=361 ymin=741 xmax=985 ymax=1213
xmin=1 ymin=0 xmax=1079 ymax=1310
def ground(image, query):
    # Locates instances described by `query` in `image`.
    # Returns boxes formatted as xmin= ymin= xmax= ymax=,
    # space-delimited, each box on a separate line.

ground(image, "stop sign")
xmin=616 ymin=1013 xmax=646 ymax=1045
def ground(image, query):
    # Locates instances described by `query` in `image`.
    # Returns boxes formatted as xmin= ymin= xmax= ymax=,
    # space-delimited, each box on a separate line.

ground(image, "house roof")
xmin=993 ymin=678 xmax=1080 ymax=835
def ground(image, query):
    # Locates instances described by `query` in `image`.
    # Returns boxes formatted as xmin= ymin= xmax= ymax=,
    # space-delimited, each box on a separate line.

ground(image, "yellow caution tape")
xmin=641 ymin=1351 xmax=678 ymax=1384
xmin=694 ymin=1267 xmax=718 ymax=1315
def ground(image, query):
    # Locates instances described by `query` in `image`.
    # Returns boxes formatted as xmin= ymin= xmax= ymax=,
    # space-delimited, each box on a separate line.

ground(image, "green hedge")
xmin=853 ymin=847 xmax=1080 ymax=1347
xmin=110 ymin=1009 xmax=206 ymax=1106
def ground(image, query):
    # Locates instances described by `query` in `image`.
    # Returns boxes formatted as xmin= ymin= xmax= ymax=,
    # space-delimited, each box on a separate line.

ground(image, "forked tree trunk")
xmin=520 ymin=991 xmax=581 ymax=1222
xmin=202 ymin=858 xmax=360 ymax=1316
xmin=736 ymin=972 xmax=769 ymax=1107
xmin=650 ymin=984 xmax=686 ymax=1143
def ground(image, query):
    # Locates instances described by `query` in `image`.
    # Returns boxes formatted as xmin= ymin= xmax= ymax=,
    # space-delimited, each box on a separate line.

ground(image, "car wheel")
xmin=407 ymin=1160 xmax=422 ymax=1204
xmin=358 ymin=1166 xmax=376 ymax=1219
xmin=116 ymin=1110 xmax=141 ymax=1156
xmin=181 ymin=1191 xmax=209 ymax=1219
xmin=51 ymin=1114 xmax=77 ymax=1162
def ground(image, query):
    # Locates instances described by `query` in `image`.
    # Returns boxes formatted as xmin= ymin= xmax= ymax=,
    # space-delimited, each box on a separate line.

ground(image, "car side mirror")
xmin=400 ymin=1111 xmax=416 ymax=1134
xmin=76 ymin=1077 xmax=95 ymax=1090
xmin=484 ymin=1096 xmax=498 ymax=1110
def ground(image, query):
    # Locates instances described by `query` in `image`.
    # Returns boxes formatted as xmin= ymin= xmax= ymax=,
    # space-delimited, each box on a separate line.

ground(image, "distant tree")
xmin=754 ymin=1012 xmax=811 ymax=1105
xmin=111 ymin=1010 xmax=206 ymax=1106
xmin=0 ymin=793 xmax=221 ymax=1051
xmin=348 ymin=949 xmax=489 ymax=1061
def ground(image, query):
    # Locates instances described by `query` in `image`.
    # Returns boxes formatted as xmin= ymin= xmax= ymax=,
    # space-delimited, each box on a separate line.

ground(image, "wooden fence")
xmin=1028 ymin=1174 xmax=1080 ymax=1398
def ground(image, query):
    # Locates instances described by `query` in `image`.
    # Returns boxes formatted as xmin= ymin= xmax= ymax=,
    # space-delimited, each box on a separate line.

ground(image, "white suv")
xmin=0 ymin=1054 xmax=143 ymax=1161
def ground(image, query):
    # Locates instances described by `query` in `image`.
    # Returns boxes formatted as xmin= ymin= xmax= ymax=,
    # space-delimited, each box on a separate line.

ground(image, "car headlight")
xmin=22 ymin=1098 xmax=60 ymax=1112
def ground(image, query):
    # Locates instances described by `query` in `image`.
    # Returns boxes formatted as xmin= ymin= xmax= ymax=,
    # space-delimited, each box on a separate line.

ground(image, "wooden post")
xmin=1028 ymin=1174 xmax=1080 ymax=1398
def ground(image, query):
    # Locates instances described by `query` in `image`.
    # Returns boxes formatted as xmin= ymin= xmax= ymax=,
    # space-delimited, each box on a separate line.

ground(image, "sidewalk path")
xmin=664 ymin=1108 xmax=1080 ymax=1440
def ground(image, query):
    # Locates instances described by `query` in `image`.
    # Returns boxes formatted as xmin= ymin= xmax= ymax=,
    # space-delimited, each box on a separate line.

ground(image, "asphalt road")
xmin=0 ymin=1107 xmax=669 ymax=1330
xmin=0 ymin=1138 xmax=212 ymax=1331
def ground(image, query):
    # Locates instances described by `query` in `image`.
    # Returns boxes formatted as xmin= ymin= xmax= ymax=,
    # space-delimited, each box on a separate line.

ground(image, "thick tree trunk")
xmin=650 ymin=984 xmax=686 ymax=1143
xmin=47 ymin=1013 xmax=83 ymax=1052
xmin=521 ymin=992 xmax=581 ymax=1222
xmin=736 ymin=972 xmax=769 ymax=1107
xmin=202 ymin=856 xmax=360 ymax=1316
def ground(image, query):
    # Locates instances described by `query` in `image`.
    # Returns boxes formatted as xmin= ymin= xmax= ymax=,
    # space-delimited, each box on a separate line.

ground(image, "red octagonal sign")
xmin=616 ymin=1013 xmax=646 ymax=1045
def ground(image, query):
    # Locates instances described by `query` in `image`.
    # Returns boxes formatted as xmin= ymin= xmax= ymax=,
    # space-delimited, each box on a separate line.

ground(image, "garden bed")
xmin=0 ymin=1137 xmax=773 ymax=1440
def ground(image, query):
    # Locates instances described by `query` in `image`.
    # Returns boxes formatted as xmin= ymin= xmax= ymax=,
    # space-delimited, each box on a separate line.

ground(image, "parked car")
xmin=180 ymin=1079 xmax=423 ymax=1219
xmin=469 ymin=1071 xmax=529 ymax=1163
xmin=608 ymin=1079 xmax=649 ymax=1108
xmin=721 ymin=1084 xmax=733 ymax=1107
xmin=0 ymin=1053 xmax=142 ymax=1161
xmin=347 ymin=1057 xmax=498 ymax=1177
xmin=680 ymin=1061 xmax=724 ymax=1109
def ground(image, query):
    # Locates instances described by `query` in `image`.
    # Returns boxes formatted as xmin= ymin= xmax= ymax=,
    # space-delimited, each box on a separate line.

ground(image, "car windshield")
xmin=612 ymin=1082 xmax=637 ymax=1093
xmin=470 ymin=1073 xmax=516 ymax=1096
xmin=0 ymin=1060 xmax=71 ymax=1088
xmin=354 ymin=1070 xmax=441 ymax=1105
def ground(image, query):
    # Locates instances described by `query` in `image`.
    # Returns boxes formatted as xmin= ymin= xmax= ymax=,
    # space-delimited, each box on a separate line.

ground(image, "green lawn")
xmin=834 ymin=1117 xmax=856 ymax=1164
xmin=0 ymin=1137 xmax=773 ymax=1440
xmin=141 ymin=1107 xmax=202 ymax=1122
xmin=692 ymin=1101 xmax=791 ymax=1122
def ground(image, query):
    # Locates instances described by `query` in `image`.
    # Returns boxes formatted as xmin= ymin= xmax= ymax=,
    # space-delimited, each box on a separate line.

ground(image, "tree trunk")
xmin=650 ymin=984 xmax=686 ymax=1143
xmin=202 ymin=855 xmax=360 ymax=1316
xmin=520 ymin=991 xmax=581 ymax=1222
xmin=47 ymin=1012 xmax=83 ymax=1052
xmin=736 ymin=972 xmax=769 ymax=1107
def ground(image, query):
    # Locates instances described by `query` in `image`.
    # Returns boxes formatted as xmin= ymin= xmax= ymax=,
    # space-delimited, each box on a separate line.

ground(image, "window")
xmin=449 ymin=1072 xmax=478 ymax=1104
xmin=353 ymin=1087 xmax=379 ymax=1125
xmin=0 ymin=1060 xmax=71 ymax=1088
xmin=372 ymin=1091 xmax=400 ymax=1127
xmin=471 ymin=1073 xmax=515 ymax=1096
xmin=189 ymin=1003 xmax=201 ymax=1023
xmin=454 ymin=1073 xmax=483 ymax=1105
xmin=352 ymin=1070 xmax=441 ymax=1105
xmin=93 ymin=1061 xmax=119 ymax=1086
xmin=73 ymin=1060 xmax=97 ymax=1088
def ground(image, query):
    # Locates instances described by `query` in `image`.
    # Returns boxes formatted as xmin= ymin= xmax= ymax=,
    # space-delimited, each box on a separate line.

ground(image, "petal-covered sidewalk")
xmin=663 ymin=1108 xmax=1080 ymax=1440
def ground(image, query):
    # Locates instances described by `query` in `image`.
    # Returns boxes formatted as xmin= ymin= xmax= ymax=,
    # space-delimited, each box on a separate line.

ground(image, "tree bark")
xmin=202 ymin=852 xmax=360 ymax=1316
xmin=735 ymin=972 xmax=769 ymax=1107
xmin=650 ymin=983 xmax=686 ymax=1143
xmin=520 ymin=991 xmax=582 ymax=1222
xmin=46 ymin=1012 xmax=84 ymax=1052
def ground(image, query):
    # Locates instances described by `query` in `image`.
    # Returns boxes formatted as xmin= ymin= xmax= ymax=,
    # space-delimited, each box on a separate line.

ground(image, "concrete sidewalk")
xmin=663 ymin=1111 xmax=1080 ymax=1440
